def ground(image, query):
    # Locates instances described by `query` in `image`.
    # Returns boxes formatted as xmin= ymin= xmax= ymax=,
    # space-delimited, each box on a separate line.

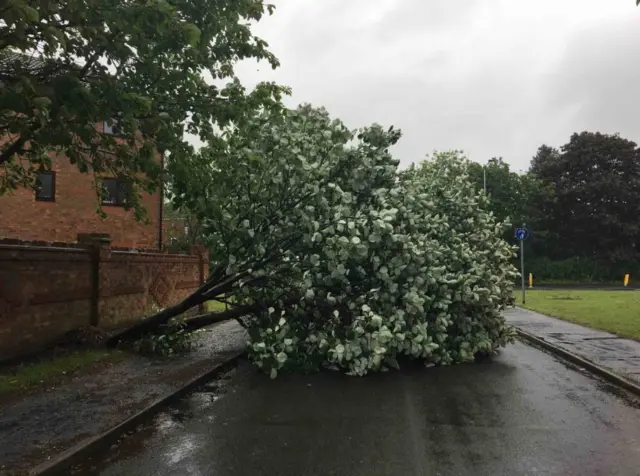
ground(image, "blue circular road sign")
xmin=515 ymin=228 xmax=530 ymax=241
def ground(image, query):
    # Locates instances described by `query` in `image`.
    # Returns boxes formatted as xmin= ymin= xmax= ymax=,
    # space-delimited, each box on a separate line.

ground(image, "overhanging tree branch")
xmin=0 ymin=136 xmax=28 ymax=165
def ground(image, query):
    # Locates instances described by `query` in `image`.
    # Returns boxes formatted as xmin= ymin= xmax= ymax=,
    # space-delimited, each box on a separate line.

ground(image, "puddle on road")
xmin=69 ymin=364 xmax=240 ymax=475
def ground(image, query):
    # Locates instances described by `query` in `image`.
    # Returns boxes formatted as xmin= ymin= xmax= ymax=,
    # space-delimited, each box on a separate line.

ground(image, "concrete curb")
xmin=30 ymin=351 xmax=245 ymax=476
xmin=515 ymin=329 xmax=640 ymax=397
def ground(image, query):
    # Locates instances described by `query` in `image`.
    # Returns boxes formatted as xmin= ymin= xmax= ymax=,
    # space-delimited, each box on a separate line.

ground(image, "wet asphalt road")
xmin=73 ymin=342 xmax=640 ymax=476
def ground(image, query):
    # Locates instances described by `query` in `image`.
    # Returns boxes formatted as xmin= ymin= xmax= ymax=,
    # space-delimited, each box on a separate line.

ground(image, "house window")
xmin=101 ymin=178 xmax=131 ymax=206
xmin=103 ymin=118 xmax=121 ymax=135
xmin=35 ymin=171 xmax=55 ymax=201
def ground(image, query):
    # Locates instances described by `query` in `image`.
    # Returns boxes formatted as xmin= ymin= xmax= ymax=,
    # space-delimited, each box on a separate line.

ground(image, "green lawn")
xmin=0 ymin=350 xmax=120 ymax=396
xmin=520 ymin=290 xmax=640 ymax=340
xmin=205 ymin=299 xmax=229 ymax=312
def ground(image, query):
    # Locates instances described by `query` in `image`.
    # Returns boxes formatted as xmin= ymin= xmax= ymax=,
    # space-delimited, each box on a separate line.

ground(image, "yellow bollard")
xmin=529 ymin=273 xmax=533 ymax=289
xmin=624 ymin=274 xmax=630 ymax=287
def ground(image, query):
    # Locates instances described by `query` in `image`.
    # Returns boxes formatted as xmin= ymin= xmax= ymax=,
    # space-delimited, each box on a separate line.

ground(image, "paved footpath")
xmin=0 ymin=321 xmax=246 ymax=474
xmin=504 ymin=307 xmax=640 ymax=383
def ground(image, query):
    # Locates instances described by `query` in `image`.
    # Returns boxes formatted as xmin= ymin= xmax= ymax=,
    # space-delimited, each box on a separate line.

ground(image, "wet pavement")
xmin=0 ymin=321 xmax=246 ymax=473
xmin=505 ymin=307 xmax=640 ymax=383
xmin=71 ymin=342 xmax=640 ymax=476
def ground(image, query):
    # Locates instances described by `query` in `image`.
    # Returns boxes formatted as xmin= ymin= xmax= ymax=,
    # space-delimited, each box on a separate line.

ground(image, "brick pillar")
xmin=190 ymin=245 xmax=208 ymax=313
xmin=189 ymin=245 xmax=208 ymax=284
xmin=78 ymin=233 xmax=112 ymax=327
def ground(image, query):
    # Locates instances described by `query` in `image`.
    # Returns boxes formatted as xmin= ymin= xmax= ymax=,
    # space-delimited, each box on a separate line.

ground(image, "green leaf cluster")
xmin=1 ymin=0 xmax=286 ymax=216
xmin=171 ymin=106 xmax=517 ymax=377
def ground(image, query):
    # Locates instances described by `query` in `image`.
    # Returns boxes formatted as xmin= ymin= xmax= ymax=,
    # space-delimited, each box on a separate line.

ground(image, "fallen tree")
xmin=110 ymin=105 xmax=518 ymax=377
xmin=109 ymin=104 xmax=369 ymax=343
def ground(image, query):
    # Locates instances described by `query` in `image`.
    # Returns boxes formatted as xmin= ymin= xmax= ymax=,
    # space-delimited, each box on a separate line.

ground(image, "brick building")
xmin=0 ymin=121 xmax=163 ymax=249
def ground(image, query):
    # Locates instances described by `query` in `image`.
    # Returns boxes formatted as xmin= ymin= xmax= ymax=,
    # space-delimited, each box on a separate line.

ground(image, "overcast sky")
xmin=233 ymin=0 xmax=640 ymax=171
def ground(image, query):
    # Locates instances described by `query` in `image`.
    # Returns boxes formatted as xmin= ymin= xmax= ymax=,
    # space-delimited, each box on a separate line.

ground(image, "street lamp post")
xmin=483 ymin=166 xmax=487 ymax=192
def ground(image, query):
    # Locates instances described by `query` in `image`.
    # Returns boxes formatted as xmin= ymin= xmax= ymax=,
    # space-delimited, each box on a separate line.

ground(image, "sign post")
xmin=515 ymin=226 xmax=530 ymax=304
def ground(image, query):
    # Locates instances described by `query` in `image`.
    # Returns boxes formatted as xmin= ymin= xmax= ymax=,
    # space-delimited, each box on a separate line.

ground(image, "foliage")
xmin=468 ymin=157 xmax=524 ymax=225
xmin=132 ymin=316 xmax=204 ymax=357
xmin=468 ymin=133 xmax=640 ymax=283
xmin=0 ymin=0 xmax=287 ymax=217
xmin=529 ymin=132 xmax=640 ymax=262
xmin=168 ymin=106 xmax=518 ymax=377
xmin=162 ymin=202 xmax=203 ymax=253
xmin=467 ymin=157 xmax=556 ymax=247
xmin=528 ymin=257 xmax=638 ymax=284
xmin=529 ymin=145 xmax=561 ymax=178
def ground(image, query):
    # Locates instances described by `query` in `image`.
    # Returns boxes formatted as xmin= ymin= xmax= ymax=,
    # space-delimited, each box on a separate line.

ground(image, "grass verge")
xmin=205 ymin=299 xmax=230 ymax=312
xmin=0 ymin=349 xmax=121 ymax=396
xmin=520 ymin=290 xmax=640 ymax=340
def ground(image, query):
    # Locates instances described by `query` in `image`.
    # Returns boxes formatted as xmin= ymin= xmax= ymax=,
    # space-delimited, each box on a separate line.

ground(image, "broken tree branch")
xmin=182 ymin=304 xmax=256 ymax=332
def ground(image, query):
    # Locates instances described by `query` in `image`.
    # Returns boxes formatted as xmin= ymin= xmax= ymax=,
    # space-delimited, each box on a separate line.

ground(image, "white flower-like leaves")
xmin=200 ymin=107 xmax=515 ymax=378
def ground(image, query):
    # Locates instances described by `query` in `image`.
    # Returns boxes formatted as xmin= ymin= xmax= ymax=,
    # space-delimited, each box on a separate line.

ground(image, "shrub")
xmin=527 ymin=257 xmax=638 ymax=284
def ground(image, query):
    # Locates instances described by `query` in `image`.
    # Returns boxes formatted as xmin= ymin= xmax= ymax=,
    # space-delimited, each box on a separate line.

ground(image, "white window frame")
xmin=103 ymin=118 xmax=121 ymax=135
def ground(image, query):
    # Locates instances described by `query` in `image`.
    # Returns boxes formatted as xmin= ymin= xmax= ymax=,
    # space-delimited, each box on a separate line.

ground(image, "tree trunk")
xmin=106 ymin=290 xmax=207 ymax=346
xmin=183 ymin=305 xmax=255 ymax=331
xmin=105 ymin=270 xmax=250 ymax=346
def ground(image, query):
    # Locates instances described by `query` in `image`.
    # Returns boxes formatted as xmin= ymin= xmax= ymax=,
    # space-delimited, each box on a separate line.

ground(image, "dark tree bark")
xmin=105 ymin=259 xmax=300 ymax=347
xmin=0 ymin=135 xmax=28 ymax=165
xmin=106 ymin=290 xmax=208 ymax=346
xmin=182 ymin=305 xmax=256 ymax=331
xmin=105 ymin=271 xmax=257 ymax=346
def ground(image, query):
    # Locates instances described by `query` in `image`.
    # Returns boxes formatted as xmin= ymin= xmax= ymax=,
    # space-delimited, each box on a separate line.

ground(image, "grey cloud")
xmin=375 ymin=0 xmax=484 ymax=38
xmin=261 ymin=1 xmax=481 ymax=74
xmin=542 ymin=18 xmax=640 ymax=147
xmin=237 ymin=1 xmax=640 ymax=171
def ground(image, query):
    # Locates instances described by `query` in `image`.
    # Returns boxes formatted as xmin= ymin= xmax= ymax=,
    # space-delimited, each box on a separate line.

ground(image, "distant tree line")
xmin=468 ymin=132 xmax=640 ymax=283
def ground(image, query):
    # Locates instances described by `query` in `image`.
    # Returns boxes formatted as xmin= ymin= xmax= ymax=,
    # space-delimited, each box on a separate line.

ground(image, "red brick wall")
xmin=0 ymin=244 xmax=93 ymax=359
xmin=98 ymin=248 xmax=207 ymax=329
xmin=0 ymin=149 xmax=161 ymax=249
xmin=162 ymin=218 xmax=187 ymax=245
xmin=0 ymin=241 xmax=208 ymax=359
